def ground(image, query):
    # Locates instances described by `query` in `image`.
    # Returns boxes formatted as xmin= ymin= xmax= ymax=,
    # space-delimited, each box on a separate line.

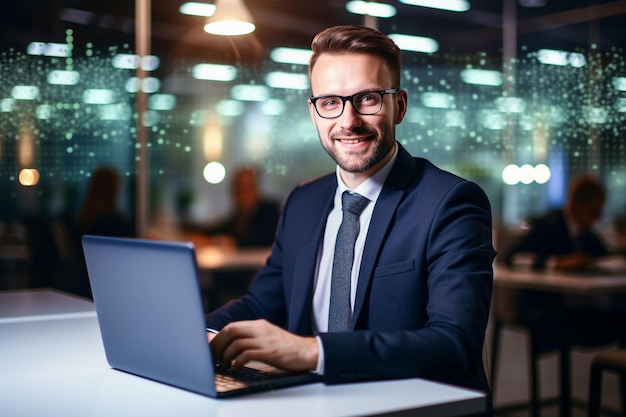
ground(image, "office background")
xmin=0 ymin=0 xmax=625 ymax=242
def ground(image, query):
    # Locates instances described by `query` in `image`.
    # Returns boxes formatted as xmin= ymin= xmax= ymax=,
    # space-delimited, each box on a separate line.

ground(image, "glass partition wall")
xmin=1 ymin=1 xmax=625 ymax=248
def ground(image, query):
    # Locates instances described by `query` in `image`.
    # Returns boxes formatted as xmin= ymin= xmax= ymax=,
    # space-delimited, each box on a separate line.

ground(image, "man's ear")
xmin=395 ymin=89 xmax=408 ymax=124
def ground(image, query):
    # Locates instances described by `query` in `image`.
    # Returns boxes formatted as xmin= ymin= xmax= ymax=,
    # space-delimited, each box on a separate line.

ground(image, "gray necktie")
xmin=328 ymin=191 xmax=369 ymax=332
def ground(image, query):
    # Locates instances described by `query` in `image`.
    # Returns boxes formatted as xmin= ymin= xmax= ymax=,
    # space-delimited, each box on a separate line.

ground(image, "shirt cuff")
xmin=314 ymin=335 xmax=325 ymax=375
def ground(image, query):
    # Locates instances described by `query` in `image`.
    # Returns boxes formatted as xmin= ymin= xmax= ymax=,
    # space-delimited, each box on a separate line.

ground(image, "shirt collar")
xmin=335 ymin=142 xmax=398 ymax=203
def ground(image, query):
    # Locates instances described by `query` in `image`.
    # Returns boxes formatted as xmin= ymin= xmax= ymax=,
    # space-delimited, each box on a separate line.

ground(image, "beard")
xmin=319 ymin=126 xmax=396 ymax=174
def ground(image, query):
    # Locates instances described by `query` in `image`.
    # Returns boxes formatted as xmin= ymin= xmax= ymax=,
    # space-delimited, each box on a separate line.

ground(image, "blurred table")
xmin=0 ymin=288 xmax=95 ymax=324
xmin=494 ymin=257 xmax=626 ymax=295
xmin=0 ymin=290 xmax=486 ymax=417
xmin=194 ymin=246 xmax=270 ymax=311
xmin=195 ymin=246 xmax=269 ymax=272
xmin=493 ymin=260 xmax=626 ymax=417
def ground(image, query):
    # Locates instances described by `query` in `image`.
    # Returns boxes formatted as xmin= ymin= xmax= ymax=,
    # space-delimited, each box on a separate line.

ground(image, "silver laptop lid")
xmin=82 ymin=235 xmax=217 ymax=397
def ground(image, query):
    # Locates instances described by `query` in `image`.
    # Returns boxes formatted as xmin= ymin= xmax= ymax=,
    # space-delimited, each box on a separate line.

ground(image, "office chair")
xmin=490 ymin=286 xmax=547 ymax=417
xmin=588 ymin=348 xmax=626 ymax=417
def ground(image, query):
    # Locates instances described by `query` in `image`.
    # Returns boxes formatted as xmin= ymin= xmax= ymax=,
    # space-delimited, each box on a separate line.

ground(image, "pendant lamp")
xmin=204 ymin=0 xmax=255 ymax=36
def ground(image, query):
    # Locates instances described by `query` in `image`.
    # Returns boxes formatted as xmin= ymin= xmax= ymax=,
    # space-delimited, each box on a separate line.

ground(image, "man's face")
xmin=572 ymin=197 xmax=605 ymax=231
xmin=308 ymin=53 xmax=407 ymax=187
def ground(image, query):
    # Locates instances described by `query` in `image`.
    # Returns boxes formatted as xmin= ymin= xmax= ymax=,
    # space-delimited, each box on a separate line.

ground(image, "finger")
xmin=221 ymin=336 xmax=262 ymax=364
xmin=210 ymin=322 xmax=250 ymax=357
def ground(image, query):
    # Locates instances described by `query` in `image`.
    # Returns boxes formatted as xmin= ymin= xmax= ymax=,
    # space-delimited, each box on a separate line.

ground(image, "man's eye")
xmin=321 ymin=97 xmax=341 ymax=108
xmin=358 ymin=94 xmax=378 ymax=105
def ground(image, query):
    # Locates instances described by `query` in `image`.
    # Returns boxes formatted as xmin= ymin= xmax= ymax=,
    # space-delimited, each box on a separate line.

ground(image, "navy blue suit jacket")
xmin=206 ymin=143 xmax=496 ymax=394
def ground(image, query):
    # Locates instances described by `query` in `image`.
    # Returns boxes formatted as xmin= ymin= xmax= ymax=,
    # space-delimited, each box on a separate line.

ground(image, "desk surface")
xmin=0 ymin=288 xmax=96 ymax=324
xmin=0 ymin=291 xmax=485 ymax=417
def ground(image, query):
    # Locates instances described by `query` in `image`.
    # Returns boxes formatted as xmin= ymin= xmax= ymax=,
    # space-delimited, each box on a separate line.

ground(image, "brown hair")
xmin=569 ymin=174 xmax=606 ymax=204
xmin=76 ymin=166 xmax=122 ymax=234
xmin=308 ymin=25 xmax=402 ymax=88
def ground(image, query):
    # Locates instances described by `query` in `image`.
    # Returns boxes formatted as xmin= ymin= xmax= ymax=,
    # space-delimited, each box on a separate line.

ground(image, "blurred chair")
xmin=21 ymin=213 xmax=90 ymax=298
xmin=491 ymin=224 xmax=562 ymax=417
xmin=588 ymin=348 xmax=626 ymax=417
xmin=490 ymin=287 xmax=551 ymax=417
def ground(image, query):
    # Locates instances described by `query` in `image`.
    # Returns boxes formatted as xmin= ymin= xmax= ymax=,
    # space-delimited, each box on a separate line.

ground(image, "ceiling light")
xmin=204 ymin=0 xmax=255 ymax=36
xmin=26 ymin=42 xmax=70 ymax=57
xmin=612 ymin=77 xmax=626 ymax=91
xmin=460 ymin=69 xmax=503 ymax=86
xmin=399 ymin=0 xmax=469 ymax=12
xmin=231 ymin=85 xmax=270 ymax=101
xmin=148 ymin=94 xmax=177 ymax=111
xmin=270 ymin=47 xmax=312 ymax=65
xmin=36 ymin=105 xmax=52 ymax=120
xmin=82 ymin=89 xmax=114 ymax=104
xmin=421 ymin=92 xmax=454 ymax=108
xmin=192 ymin=63 xmax=238 ymax=81
xmin=11 ymin=86 xmax=40 ymax=100
xmin=47 ymin=70 xmax=81 ymax=86
xmin=346 ymin=1 xmax=397 ymax=18
xmin=265 ymin=72 xmax=309 ymax=90
xmin=388 ymin=33 xmax=438 ymax=53
xmin=217 ymin=100 xmax=245 ymax=116
xmin=1 ymin=98 xmax=15 ymax=112
xmin=180 ymin=2 xmax=216 ymax=17
xmin=495 ymin=97 xmax=526 ymax=113
xmin=536 ymin=49 xmax=586 ymax=67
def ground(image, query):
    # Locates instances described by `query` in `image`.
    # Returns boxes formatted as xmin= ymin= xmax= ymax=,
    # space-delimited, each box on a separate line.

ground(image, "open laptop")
xmin=81 ymin=234 xmax=320 ymax=397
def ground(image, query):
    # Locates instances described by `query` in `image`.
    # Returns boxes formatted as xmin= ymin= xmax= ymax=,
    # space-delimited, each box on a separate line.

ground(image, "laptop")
xmin=81 ymin=235 xmax=320 ymax=397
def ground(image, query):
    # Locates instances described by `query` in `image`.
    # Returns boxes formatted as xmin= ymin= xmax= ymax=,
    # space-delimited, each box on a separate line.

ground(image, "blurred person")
xmin=503 ymin=174 xmax=607 ymax=270
xmin=184 ymin=166 xmax=281 ymax=309
xmin=76 ymin=166 xmax=134 ymax=238
xmin=205 ymin=25 xmax=496 ymax=413
xmin=500 ymin=174 xmax=626 ymax=354
xmin=29 ymin=166 xmax=133 ymax=299
xmin=188 ymin=166 xmax=280 ymax=248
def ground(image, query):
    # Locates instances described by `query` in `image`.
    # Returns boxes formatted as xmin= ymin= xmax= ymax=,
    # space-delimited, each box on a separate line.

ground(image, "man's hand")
xmin=209 ymin=319 xmax=318 ymax=372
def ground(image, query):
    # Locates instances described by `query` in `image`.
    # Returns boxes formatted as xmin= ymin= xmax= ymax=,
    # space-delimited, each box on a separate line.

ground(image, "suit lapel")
xmin=288 ymin=178 xmax=336 ymax=335
xmin=351 ymin=145 xmax=419 ymax=328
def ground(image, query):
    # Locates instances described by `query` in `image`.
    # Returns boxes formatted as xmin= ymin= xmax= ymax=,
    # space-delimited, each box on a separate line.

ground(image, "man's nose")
xmin=338 ymin=100 xmax=362 ymax=127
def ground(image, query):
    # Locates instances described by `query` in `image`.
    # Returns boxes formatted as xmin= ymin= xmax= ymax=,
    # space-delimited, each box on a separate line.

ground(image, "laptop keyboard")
xmin=214 ymin=363 xmax=282 ymax=391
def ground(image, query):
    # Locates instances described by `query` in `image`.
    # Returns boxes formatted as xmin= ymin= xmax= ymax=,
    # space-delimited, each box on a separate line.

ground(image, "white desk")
xmin=0 ymin=288 xmax=96 ymax=324
xmin=0 ymin=290 xmax=485 ymax=417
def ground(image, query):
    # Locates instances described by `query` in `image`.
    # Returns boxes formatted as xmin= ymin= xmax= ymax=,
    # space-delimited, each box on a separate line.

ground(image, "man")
xmin=189 ymin=166 xmax=280 ymax=248
xmin=207 ymin=25 xmax=496 ymax=398
xmin=503 ymin=174 xmax=608 ymax=270
xmin=500 ymin=175 xmax=624 ymax=351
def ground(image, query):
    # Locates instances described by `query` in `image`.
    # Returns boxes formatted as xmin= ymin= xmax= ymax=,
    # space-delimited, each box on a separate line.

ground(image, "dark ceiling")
xmin=1 ymin=0 xmax=625 ymax=66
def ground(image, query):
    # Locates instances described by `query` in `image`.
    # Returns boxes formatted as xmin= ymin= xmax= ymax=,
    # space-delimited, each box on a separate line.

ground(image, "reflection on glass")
xmin=0 ymin=39 xmax=624 ymax=229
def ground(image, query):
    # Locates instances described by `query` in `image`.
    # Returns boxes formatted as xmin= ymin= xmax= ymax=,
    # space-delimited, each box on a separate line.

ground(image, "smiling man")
xmin=206 ymin=25 xmax=496 ymax=413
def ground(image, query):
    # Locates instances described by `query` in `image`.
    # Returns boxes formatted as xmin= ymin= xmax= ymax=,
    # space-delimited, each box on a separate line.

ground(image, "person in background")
xmin=500 ymin=174 xmax=625 ymax=353
xmin=503 ymin=174 xmax=607 ymax=270
xmin=184 ymin=166 xmax=281 ymax=309
xmin=76 ymin=166 xmax=134 ymax=238
xmin=40 ymin=166 xmax=133 ymax=299
xmin=205 ymin=25 xmax=496 ymax=413
xmin=198 ymin=166 xmax=280 ymax=248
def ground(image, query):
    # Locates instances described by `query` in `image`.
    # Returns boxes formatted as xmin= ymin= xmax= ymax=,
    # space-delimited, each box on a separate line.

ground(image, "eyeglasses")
xmin=309 ymin=88 xmax=400 ymax=119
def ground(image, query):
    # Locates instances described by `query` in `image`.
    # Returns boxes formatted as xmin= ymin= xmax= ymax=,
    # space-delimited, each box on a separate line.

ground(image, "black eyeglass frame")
xmin=309 ymin=88 xmax=401 ymax=119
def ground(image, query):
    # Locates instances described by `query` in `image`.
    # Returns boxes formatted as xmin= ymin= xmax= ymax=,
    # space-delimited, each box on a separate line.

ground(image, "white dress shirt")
xmin=312 ymin=143 xmax=398 ymax=373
